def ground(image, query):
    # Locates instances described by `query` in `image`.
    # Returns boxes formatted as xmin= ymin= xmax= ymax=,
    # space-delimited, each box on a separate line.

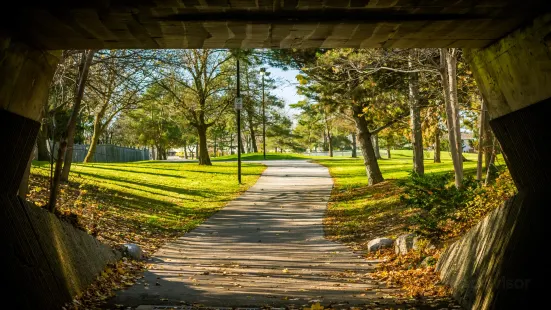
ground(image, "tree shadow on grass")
xmin=74 ymin=170 xmax=214 ymax=198
xmin=325 ymin=180 xmax=410 ymax=246
xmin=76 ymin=165 xmax=187 ymax=179
xmin=83 ymin=162 xmax=188 ymax=172
xmin=27 ymin=173 xmax=230 ymax=255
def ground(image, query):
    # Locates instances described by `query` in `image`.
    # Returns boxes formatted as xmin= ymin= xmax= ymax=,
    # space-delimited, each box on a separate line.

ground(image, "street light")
xmin=236 ymin=58 xmax=242 ymax=184
xmin=260 ymin=68 xmax=270 ymax=160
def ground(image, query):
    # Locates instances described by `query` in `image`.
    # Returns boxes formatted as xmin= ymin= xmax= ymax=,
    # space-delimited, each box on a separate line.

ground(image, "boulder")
xmin=122 ymin=243 xmax=143 ymax=260
xmin=395 ymin=233 xmax=416 ymax=255
xmin=367 ymin=237 xmax=394 ymax=252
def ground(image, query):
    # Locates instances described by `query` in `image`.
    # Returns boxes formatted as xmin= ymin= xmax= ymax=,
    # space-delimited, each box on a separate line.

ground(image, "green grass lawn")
xmin=312 ymin=150 xmax=505 ymax=249
xmin=212 ymin=152 xmax=311 ymax=161
xmin=315 ymin=150 xmax=480 ymax=190
xmin=28 ymin=160 xmax=265 ymax=254
xmin=166 ymin=152 xmax=309 ymax=161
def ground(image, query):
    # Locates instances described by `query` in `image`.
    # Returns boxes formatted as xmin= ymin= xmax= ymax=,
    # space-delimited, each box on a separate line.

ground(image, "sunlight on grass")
xmin=315 ymin=150 xmax=480 ymax=190
xmin=29 ymin=161 xmax=265 ymax=253
xmin=212 ymin=152 xmax=310 ymax=161
xmin=313 ymin=150 xmax=500 ymax=250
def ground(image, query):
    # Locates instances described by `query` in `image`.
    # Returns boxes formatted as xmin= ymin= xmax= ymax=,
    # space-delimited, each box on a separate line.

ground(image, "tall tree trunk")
xmin=37 ymin=125 xmax=50 ymax=161
xmin=351 ymin=132 xmax=357 ymax=158
xmin=183 ymin=140 xmax=188 ymax=159
xmin=477 ymin=98 xmax=486 ymax=181
xmin=372 ymin=135 xmax=381 ymax=159
xmin=387 ymin=145 xmax=391 ymax=159
xmin=243 ymin=63 xmax=258 ymax=153
xmin=230 ymin=133 xmax=234 ymax=155
xmin=409 ymin=55 xmax=424 ymax=175
xmin=213 ymin=135 xmax=217 ymax=157
xmin=440 ymin=48 xmax=463 ymax=188
xmin=61 ymin=50 xmax=96 ymax=181
xmin=49 ymin=49 xmax=96 ymax=212
xmin=323 ymin=110 xmax=333 ymax=157
xmin=195 ymin=143 xmax=198 ymax=160
xmin=352 ymin=104 xmax=384 ymax=186
xmin=434 ymin=127 xmax=441 ymax=163
xmin=327 ymin=130 xmax=334 ymax=157
xmin=240 ymin=134 xmax=246 ymax=154
xmin=483 ymin=103 xmax=492 ymax=173
xmin=485 ymin=137 xmax=497 ymax=186
xmin=155 ymin=144 xmax=161 ymax=160
xmin=247 ymin=114 xmax=258 ymax=153
xmin=197 ymin=126 xmax=211 ymax=165
xmin=83 ymin=114 xmax=103 ymax=163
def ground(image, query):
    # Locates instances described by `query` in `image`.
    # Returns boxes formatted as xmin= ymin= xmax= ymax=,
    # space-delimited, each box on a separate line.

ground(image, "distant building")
xmin=461 ymin=132 xmax=475 ymax=153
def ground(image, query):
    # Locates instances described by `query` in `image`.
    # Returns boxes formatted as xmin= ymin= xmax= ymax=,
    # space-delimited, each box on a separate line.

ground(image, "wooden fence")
xmin=49 ymin=143 xmax=150 ymax=163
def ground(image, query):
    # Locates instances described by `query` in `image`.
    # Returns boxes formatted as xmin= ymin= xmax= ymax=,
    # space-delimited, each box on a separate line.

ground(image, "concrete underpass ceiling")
xmin=2 ymin=1 xmax=550 ymax=50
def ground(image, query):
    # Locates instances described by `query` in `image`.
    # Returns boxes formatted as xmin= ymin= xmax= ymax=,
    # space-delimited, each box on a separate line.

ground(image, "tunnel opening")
xmin=1 ymin=2 xmax=551 ymax=309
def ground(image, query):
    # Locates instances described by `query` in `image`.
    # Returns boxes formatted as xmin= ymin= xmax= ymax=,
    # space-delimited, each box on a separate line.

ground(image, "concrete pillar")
xmin=461 ymin=13 xmax=551 ymax=309
xmin=1 ymin=36 xmax=59 ymax=194
xmin=0 ymin=36 xmax=62 ymax=308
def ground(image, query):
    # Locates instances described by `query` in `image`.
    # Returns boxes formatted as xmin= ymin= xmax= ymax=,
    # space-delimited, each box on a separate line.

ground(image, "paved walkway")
xmin=112 ymin=160 xmax=396 ymax=308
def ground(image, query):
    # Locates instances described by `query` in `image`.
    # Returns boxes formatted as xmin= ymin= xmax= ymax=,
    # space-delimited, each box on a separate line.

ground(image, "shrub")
xmin=400 ymin=171 xmax=517 ymax=241
xmin=443 ymin=171 xmax=516 ymax=239
xmin=399 ymin=172 xmax=478 ymax=240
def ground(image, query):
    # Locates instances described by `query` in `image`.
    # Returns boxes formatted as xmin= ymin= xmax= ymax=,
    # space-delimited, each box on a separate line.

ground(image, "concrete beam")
xmin=0 ymin=36 xmax=59 ymax=121
xmin=465 ymin=13 xmax=551 ymax=119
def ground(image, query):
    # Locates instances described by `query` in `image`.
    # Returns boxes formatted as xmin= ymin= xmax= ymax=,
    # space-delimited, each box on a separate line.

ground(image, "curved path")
xmin=113 ymin=160 xmax=396 ymax=308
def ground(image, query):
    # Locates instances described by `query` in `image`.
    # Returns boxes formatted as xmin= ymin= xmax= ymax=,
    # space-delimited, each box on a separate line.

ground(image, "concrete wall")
xmin=443 ymin=13 xmax=551 ymax=308
xmin=27 ymin=201 xmax=121 ymax=296
xmin=5 ymin=196 xmax=121 ymax=309
xmin=2 ymin=39 xmax=119 ymax=309
xmin=436 ymin=195 xmax=522 ymax=309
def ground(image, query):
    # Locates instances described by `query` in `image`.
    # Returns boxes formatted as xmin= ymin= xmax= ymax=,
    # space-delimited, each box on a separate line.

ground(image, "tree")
xmin=83 ymin=50 xmax=151 ymax=163
xmin=476 ymin=98 xmax=486 ymax=181
xmin=112 ymin=83 xmax=186 ymax=159
xmin=157 ymin=49 xmax=233 ymax=165
xmin=294 ymin=49 xmax=410 ymax=185
xmin=49 ymin=49 xmax=96 ymax=211
xmin=409 ymin=50 xmax=424 ymax=175
xmin=267 ymin=110 xmax=297 ymax=152
xmin=440 ymin=48 xmax=463 ymax=188
xmin=60 ymin=50 xmax=97 ymax=181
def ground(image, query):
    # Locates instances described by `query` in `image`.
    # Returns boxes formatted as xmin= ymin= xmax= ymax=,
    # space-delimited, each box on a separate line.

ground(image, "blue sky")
xmin=268 ymin=67 xmax=302 ymax=118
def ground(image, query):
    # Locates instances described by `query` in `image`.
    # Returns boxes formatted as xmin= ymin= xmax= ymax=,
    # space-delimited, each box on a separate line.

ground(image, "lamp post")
xmin=236 ymin=59 xmax=242 ymax=184
xmin=260 ymin=68 xmax=270 ymax=160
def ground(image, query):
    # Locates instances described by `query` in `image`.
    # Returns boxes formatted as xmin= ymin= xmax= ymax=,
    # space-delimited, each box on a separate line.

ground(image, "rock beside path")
xmin=395 ymin=233 xmax=416 ymax=255
xmin=367 ymin=237 xmax=394 ymax=252
xmin=122 ymin=243 xmax=143 ymax=260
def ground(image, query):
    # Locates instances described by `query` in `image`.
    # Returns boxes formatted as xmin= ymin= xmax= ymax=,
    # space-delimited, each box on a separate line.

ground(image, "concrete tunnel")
xmin=1 ymin=1 xmax=550 ymax=308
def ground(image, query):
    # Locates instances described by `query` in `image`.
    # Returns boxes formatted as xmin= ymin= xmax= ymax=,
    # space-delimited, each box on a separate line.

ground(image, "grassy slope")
xmin=313 ymin=150 xmax=481 ymax=250
xmin=29 ymin=161 xmax=265 ymax=254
